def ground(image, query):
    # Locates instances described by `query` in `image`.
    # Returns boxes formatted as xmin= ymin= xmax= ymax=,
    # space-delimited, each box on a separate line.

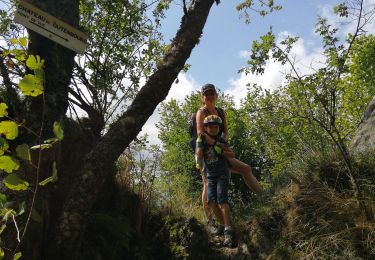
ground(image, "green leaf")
xmin=26 ymin=55 xmax=44 ymax=70
xmin=3 ymin=174 xmax=29 ymax=191
xmin=0 ymin=155 xmax=20 ymax=173
xmin=16 ymin=144 xmax=31 ymax=161
xmin=0 ymin=121 xmax=18 ymax=140
xmin=0 ymin=247 xmax=4 ymax=258
xmin=53 ymin=121 xmax=64 ymax=140
xmin=30 ymin=144 xmax=52 ymax=150
xmin=0 ymin=103 xmax=8 ymax=117
xmin=19 ymin=74 xmax=44 ymax=96
xmin=0 ymin=193 xmax=6 ymax=204
xmin=0 ymin=208 xmax=16 ymax=220
xmin=19 ymin=37 xmax=27 ymax=47
xmin=0 ymin=138 xmax=9 ymax=156
xmin=39 ymin=162 xmax=58 ymax=186
xmin=13 ymin=252 xmax=22 ymax=260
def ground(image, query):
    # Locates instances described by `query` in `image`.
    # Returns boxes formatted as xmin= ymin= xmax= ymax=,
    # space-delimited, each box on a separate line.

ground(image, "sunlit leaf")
xmin=0 ymin=247 xmax=4 ymax=257
xmin=14 ymin=49 xmax=25 ymax=62
xmin=19 ymin=37 xmax=28 ymax=47
xmin=0 ymin=121 xmax=18 ymax=140
xmin=39 ymin=162 xmax=58 ymax=186
xmin=16 ymin=143 xmax=31 ymax=161
xmin=19 ymin=74 xmax=44 ymax=96
xmin=0 ymin=103 xmax=8 ymax=117
xmin=4 ymin=174 xmax=29 ymax=191
xmin=26 ymin=55 xmax=44 ymax=70
xmin=0 ymin=208 xmax=16 ymax=219
xmin=53 ymin=121 xmax=64 ymax=140
xmin=39 ymin=176 xmax=54 ymax=186
xmin=10 ymin=38 xmax=17 ymax=44
xmin=30 ymin=144 xmax=52 ymax=150
xmin=13 ymin=252 xmax=22 ymax=260
xmin=0 ymin=138 xmax=9 ymax=156
xmin=44 ymin=138 xmax=58 ymax=144
xmin=0 ymin=155 xmax=20 ymax=173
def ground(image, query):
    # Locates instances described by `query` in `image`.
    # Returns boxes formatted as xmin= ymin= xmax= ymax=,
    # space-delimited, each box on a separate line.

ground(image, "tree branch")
xmin=53 ymin=0 xmax=217 ymax=257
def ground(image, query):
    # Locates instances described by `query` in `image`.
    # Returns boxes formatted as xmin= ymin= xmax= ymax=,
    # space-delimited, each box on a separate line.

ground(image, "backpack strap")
xmin=216 ymin=107 xmax=225 ymax=121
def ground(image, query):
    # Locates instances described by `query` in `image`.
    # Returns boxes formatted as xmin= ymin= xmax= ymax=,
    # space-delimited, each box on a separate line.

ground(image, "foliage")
xmin=0 ymin=38 xmax=63 ymax=258
xmin=236 ymin=0 xmax=282 ymax=23
xmin=70 ymin=0 xmax=167 ymax=132
xmin=240 ymin=2 xmax=375 ymax=197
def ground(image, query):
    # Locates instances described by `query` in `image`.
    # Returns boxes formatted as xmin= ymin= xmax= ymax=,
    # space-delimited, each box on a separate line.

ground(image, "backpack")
xmin=188 ymin=107 xmax=225 ymax=152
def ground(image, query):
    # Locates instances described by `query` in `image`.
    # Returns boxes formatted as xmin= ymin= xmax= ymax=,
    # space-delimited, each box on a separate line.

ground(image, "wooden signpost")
xmin=14 ymin=0 xmax=88 ymax=53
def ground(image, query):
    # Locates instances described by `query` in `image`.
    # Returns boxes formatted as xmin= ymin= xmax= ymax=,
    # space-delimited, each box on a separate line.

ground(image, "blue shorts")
xmin=206 ymin=174 xmax=229 ymax=204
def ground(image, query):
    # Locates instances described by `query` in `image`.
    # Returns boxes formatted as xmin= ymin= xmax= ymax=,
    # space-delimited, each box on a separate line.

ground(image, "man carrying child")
xmin=195 ymin=114 xmax=234 ymax=247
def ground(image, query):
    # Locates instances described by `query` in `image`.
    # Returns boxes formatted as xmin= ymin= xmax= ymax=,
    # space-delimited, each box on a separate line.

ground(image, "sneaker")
xmin=223 ymin=227 xmax=234 ymax=248
xmin=216 ymin=225 xmax=224 ymax=236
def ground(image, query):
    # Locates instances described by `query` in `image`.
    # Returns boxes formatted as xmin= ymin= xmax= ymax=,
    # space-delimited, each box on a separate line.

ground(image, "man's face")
xmin=205 ymin=124 xmax=220 ymax=136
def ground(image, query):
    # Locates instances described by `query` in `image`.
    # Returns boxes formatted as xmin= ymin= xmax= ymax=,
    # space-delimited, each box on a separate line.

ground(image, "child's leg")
xmin=206 ymin=177 xmax=224 ymax=225
xmin=217 ymin=174 xmax=231 ymax=227
xmin=219 ymin=203 xmax=231 ymax=227
xmin=228 ymin=157 xmax=262 ymax=193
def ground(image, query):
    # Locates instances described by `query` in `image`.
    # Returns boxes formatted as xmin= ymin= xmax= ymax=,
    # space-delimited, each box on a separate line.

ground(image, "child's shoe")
xmin=223 ymin=227 xmax=234 ymax=248
xmin=216 ymin=225 xmax=224 ymax=236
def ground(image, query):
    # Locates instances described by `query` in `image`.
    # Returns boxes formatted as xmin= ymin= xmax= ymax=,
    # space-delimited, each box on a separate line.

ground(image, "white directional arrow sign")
xmin=14 ymin=0 xmax=88 ymax=53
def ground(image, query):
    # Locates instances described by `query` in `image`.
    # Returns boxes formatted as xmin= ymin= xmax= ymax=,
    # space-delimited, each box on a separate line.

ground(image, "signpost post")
xmin=14 ymin=0 xmax=88 ymax=53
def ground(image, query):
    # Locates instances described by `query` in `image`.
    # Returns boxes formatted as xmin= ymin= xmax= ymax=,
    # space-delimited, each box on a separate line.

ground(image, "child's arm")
xmin=195 ymin=134 xmax=205 ymax=170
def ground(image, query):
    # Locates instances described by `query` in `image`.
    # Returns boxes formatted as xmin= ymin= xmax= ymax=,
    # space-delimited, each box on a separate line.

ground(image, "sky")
xmin=141 ymin=0 xmax=375 ymax=144
xmin=1 ymin=0 xmax=374 ymax=145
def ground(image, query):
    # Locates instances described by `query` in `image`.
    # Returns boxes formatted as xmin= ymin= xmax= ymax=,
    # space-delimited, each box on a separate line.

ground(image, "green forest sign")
xmin=14 ymin=0 xmax=87 ymax=53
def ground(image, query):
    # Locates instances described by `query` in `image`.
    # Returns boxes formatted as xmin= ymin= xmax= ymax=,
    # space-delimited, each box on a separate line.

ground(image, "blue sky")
xmin=161 ymin=0 xmax=341 ymax=88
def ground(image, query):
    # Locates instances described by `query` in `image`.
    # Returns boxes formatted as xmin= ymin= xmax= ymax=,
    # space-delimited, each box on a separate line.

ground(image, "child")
xmin=195 ymin=114 xmax=234 ymax=247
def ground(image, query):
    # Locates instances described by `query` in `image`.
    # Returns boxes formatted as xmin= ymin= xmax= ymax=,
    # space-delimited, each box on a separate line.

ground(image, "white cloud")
xmin=165 ymin=73 xmax=199 ymax=101
xmin=318 ymin=1 xmax=375 ymax=37
xmin=139 ymin=72 xmax=200 ymax=145
xmin=239 ymin=50 xmax=250 ymax=59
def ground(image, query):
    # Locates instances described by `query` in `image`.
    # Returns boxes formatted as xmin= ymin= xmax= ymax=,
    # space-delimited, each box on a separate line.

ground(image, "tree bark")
xmin=51 ymin=0 xmax=216 ymax=258
xmin=26 ymin=0 xmax=79 ymax=137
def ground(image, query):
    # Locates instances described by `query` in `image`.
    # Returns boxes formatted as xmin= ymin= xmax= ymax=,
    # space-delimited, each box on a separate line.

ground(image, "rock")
xmin=350 ymin=96 xmax=375 ymax=154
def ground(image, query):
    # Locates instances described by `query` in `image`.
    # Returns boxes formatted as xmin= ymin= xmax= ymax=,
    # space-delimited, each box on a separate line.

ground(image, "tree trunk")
xmin=26 ymin=0 xmax=79 ymax=137
xmin=50 ymin=0 xmax=216 ymax=258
